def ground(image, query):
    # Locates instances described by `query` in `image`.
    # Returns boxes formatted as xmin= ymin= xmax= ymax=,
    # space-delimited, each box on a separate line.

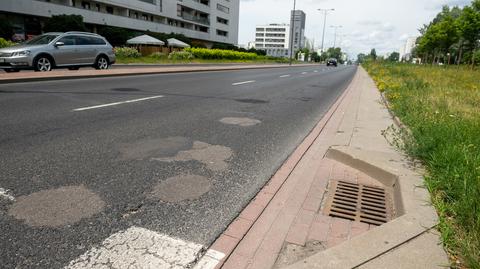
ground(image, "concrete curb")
xmin=0 ymin=64 xmax=316 ymax=85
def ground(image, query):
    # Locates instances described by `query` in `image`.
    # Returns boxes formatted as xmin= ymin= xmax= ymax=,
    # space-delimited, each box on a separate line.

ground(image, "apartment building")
xmin=0 ymin=0 xmax=239 ymax=45
xmin=255 ymin=24 xmax=290 ymax=58
xmin=290 ymin=10 xmax=306 ymax=50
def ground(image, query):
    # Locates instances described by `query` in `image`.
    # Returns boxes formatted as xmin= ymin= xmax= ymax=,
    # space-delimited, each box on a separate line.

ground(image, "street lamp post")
xmin=318 ymin=8 xmax=334 ymax=54
xmin=289 ymin=0 xmax=297 ymax=66
xmin=331 ymin=25 xmax=342 ymax=48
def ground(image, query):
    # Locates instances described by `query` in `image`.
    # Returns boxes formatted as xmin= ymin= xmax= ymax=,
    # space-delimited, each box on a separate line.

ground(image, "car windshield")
xmin=24 ymin=34 xmax=60 ymax=45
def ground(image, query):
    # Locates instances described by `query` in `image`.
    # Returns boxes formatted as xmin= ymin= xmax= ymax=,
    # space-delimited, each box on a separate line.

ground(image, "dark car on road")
xmin=326 ymin=58 xmax=338 ymax=67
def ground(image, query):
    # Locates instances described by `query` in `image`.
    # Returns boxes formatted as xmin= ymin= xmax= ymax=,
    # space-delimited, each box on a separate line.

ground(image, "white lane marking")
xmin=279 ymin=75 xmax=291 ymax=78
xmin=232 ymin=80 xmax=255 ymax=86
xmin=314 ymin=70 xmax=319 ymax=73
xmin=72 ymin=95 xmax=164 ymax=112
xmin=193 ymin=249 xmax=226 ymax=269
xmin=67 ymin=226 xmax=205 ymax=269
xmin=301 ymin=72 xmax=308 ymax=75
xmin=0 ymin=188 xmax=15 ymax=202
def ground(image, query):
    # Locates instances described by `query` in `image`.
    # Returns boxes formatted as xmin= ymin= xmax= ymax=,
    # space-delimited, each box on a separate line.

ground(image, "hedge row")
xmin=185 ymin=47 xmax=258 ymax=60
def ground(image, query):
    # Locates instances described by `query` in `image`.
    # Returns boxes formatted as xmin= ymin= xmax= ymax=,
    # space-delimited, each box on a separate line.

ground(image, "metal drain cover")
xmin=324 ymin=181 xmax=394 ymax=226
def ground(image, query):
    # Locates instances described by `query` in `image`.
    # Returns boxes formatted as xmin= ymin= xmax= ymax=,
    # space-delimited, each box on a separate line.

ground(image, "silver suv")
xmin=0 ymin=32 xmax=116 ymax=72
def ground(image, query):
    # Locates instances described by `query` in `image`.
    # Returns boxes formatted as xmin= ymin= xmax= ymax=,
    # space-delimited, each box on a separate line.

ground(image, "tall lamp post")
xmin=289 ymin=0 xmax=297 ymax=66
xmin=318 ymin=8 xmax=334 ymax=53
xmin=331 ymin=25 xmax=343 ymax=48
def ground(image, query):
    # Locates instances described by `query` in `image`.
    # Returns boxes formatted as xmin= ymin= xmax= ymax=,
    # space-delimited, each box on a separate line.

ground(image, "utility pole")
xmin=331 ymin=25 xmax=342 ymax=48
xmin=289 ymin=0 xmax=297 ymax=66
xmin=318 ymin=8 xmax=334 ymax=53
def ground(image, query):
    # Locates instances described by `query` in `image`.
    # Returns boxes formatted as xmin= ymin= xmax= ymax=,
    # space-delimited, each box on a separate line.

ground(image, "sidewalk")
xmin=0 ymin=63 xmax=312 ymax=84
xmin=196 ymin=67 xmax=449 ymax=269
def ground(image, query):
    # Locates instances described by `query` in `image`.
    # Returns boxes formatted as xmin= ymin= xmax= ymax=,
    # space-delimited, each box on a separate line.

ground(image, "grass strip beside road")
xmin=115 ymin=56 xmax=294 ymax=65
xmin=364 ymin=62 xmax=480 ymax=268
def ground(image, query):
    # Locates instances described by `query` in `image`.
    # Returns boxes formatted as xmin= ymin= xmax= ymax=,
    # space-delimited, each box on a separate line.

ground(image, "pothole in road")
xmin=8 ymin=185 xmax=105 ymax=227
xmin=220 ymin=117 xmax=261 ymax=127
xmin=149 ymin=174 xmax=211 ymax=203
xmin=118 ymin=137 xmax=193 ymax=160
xmin=111 ymin=88 xmax=141 ymax=92
xmin=235 ymin=98 xmax=269 ymax=104
xmin=153 ymin=141 xmax=233 ymax=172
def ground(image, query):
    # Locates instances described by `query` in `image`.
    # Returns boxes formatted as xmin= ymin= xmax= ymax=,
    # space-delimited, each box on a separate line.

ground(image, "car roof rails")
xmin=65 ymin=31 xmax=100 ymax=36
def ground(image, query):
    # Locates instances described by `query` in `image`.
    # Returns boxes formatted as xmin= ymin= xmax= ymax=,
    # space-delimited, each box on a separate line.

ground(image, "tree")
xmin=387 ymin=52 xmax=400 ymax=62
xmin=98 ymin=26 xmax=136 ymax=46
xmin=357 ymin=53 xmax=367 ymax=63
xmin=456 ymin=4 xmax=480 ymax=66
xmin=43 ymin=14 xmax=87 ymax=33
xmin=0 ymin=19 xmax=14 ymax=40
xmin=370 ymin=49 xmax=377 ymax=61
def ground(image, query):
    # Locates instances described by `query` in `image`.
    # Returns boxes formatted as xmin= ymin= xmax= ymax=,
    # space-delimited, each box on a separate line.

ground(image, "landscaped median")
xmin=115 ymin=47 xmax=292 ymax=64
xmin=363 ymin=62 xmax=480 ymax=268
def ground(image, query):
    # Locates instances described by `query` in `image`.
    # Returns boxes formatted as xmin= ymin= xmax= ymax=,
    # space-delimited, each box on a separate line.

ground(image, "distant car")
xmin=0 ymin=32 xmax=116 ymax=72
xmin=326 ymin=58 xmax=338 ymax=67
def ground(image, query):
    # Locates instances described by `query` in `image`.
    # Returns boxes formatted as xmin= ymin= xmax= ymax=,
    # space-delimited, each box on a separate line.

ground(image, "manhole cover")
xmin=324 ymin=181 xmax=394 ymax=226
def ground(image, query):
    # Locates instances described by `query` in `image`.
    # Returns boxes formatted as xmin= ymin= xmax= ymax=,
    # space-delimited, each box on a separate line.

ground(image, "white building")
xmin=0 ymin=0 xmax=239 ymax=45
xmin=399 ymin=36 xmax=418 ymax=62
xmin=255 ymin=23 xmax=290 ymax=58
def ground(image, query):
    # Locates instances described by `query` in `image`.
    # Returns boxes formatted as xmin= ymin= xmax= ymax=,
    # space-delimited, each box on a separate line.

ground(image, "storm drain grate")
xmin=324 ymin=181 xmax=393 ymax=226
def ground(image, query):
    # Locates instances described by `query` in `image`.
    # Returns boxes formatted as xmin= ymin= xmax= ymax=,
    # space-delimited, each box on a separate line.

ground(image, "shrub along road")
xmin=0 ymin=65 xmax=356 ymax=268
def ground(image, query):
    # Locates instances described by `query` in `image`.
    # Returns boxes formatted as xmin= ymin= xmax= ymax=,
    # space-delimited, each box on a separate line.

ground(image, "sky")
xmin=238 ymin=0 xmax=472 ymax=58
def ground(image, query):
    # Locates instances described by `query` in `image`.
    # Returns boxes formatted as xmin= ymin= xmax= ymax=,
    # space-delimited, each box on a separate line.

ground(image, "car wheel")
xmin=34 ymin=56 xmax=53 ymax=72
xmin=4 ymin=69 xmax=20 ymax=73
xmin=94 ymin=56 xmax=109 ymax=70
xmin=68 ymin=67 xmax=80 ymax=71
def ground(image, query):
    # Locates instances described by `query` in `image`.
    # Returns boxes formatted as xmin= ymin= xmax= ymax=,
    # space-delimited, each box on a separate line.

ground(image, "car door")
xmin=75 ymin=36 xmax=97 ymax=64
xmin=52 ymin=35 xmax=79 ymax=66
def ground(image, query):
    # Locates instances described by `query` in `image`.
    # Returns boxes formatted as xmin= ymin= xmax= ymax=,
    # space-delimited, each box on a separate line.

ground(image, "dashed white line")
xmin=72 ymin=95 xmax=164 ymax=112
xmin=301 ymin=72 xmax=308 ymax=75
xmin=314 ymin=70 xmax=319 ymax=73
xmin=232 ymin=80 xmax=256 ymax=86
xmin=279 ymin=75 xmax=291 ymax=78
xmin=0 ymin=188 xmax=15 ymax=202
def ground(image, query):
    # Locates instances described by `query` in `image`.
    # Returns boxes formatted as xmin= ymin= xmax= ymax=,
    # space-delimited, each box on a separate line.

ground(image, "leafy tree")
xmin=0 ymin=19 xmax=14 ymax=40
xmin=43 ymin=14 xmax=87 ymax=33
xmin=370 ymin=49 xmax=377 ymax=61
xmin=387 ymin=52 xmax=400 ymax=62
xmin=456 ymin=4 xmax=480 ymax=66
xmin=98 ymin=26 xmax=136 ymax=46
xmin=357 ymin=53 xmax=367 ymax=63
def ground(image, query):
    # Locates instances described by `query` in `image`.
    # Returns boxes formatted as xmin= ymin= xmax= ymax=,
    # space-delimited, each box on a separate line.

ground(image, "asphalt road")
xmin=0 ymin=65 xmax=357 ymax=268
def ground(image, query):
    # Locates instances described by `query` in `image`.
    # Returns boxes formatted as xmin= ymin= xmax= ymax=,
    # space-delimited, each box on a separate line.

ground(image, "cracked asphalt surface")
xmin=0 ymin=65 xmax=357 ymax=268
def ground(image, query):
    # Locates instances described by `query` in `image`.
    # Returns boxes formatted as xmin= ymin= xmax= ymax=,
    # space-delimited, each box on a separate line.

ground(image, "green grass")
xmin=364 ymin=62 xmax=480 ymax=268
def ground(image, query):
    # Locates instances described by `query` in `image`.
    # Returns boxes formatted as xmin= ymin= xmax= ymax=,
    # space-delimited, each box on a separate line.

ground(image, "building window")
xmin=217 ymin=17 xmax=228 ymax=25
xmin=81 ymin=1 xmax=90 ymax=9
xmin=106 ymin=6 xmax=114 ymax=14
xmin=216 ymin=4 xmax=229 ymax=14
xmin=217 ymin=29 xmax=228 ymax=37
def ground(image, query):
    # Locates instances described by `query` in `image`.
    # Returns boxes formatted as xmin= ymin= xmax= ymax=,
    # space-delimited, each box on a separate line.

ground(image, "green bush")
xmin=114 ymin=47 xmax=141 ymax=58
xmin=168 ymin=51 xmax=194 ymax=61
xmin=185 ymin=47 xmax=258 ymax=60
xmin=0 ymin=37 xmax=16 ymax=48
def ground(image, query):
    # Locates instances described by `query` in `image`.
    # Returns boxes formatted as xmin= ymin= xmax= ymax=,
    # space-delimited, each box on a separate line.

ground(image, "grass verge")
xmin=364 ymin=62 xmax=480 ymax=268
xmin=115 ymin=56 xmax=297 ymax=65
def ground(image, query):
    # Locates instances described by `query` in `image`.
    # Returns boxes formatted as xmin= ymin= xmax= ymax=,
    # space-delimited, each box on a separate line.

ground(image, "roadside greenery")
xmin=114 ymin=47 xmax=142 ymax=58
xmin=415 ymin=0 xmax=480 ymax=66
xmin=168 ymin=51 xmax=194 ymax=61
xmin=185 ymin=47 xmax=258 ymax=60
xmin=0 ymin=38 xmax=16 ymax=48
xmin=364 ymin=62 xmax=480 ymax=268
